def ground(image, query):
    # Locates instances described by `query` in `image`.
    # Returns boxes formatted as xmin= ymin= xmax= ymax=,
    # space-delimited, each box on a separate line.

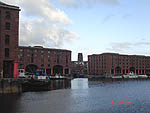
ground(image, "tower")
xmin=78 ymin=53 xmax=83 ymax=62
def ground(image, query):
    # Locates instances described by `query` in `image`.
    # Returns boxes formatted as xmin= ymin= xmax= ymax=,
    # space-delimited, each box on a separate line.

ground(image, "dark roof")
xmin=0 ymin=1 xmax=20 ymax=10
xmin=19 ymin=46 xmax=71 ymax=52
xmin=88 ymin=52 xmax=150 ymax=57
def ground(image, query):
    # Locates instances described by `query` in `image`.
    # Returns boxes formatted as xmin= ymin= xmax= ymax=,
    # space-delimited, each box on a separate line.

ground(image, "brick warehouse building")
xmin=88 ymin=53 xmax=150 ymax=75
xmin=0 ymin=2 xmax=20 ymax=78
xmin=19 ymin=46 xmax=71 ymax=75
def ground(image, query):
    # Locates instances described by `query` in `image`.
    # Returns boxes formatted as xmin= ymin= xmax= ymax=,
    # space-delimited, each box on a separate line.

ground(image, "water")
xmin=1 ymin=79 xmax=150 ymax=113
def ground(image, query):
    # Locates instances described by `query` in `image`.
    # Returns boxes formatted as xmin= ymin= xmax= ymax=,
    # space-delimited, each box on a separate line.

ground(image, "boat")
xmin=123 ymin=72 xmax=138 ymax=79
xmin=122 ymin=74 xmax=130 ymax=78
xmin=138 ymin=74 xmax=148 ymax=78
xmin=111 ymin=76 xmax=122 ymax=79
xmin=128 ymin=72 xmax=138 ymax=78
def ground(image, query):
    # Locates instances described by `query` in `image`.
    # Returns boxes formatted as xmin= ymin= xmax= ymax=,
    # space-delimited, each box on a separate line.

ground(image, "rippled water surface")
xmin=1 ymin=79 xmax=150 ymax=113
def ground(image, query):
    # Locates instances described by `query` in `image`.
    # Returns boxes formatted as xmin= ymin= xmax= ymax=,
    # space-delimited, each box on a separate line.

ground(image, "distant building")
xmin=0 ymin=1 xmax=20 ymax=78
xmin=88 ymin=53 xmax=150 ymax=75
xmin=71 ymin=53 xmax=88 ymax=75
xmin=78 ymin=53 xmax=83 ymax=62
xmin=18 ymin=46 xmax=71 ymax=75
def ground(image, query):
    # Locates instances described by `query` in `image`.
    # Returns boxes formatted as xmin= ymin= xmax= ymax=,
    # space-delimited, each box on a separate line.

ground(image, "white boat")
xmin=138 ymin=75 xmax=148 ymax=78
xmin=123 ymin=72 xmax=138 ymax=78
xmin=111 ymin=76 xmax=122 ymax=79
xmin=122 ymin=74 xmax=130 ymax=78
xmin=19 ymin=69 xmax=25 ymax=78
xmin=128 ymin=72 xmax=138 ymax=78
xmin=37 ymin=76 xmax=48 ymax=80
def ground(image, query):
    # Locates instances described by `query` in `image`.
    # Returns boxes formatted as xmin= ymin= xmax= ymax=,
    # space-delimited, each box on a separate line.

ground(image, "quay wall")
xmin=0 ymin=79 xmax=22 ymax=94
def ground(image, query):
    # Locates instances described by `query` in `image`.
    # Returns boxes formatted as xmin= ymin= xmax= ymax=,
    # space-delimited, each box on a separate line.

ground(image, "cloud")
xmin=53 ymin=0 xmax=120 ymax=8
xmin=2 ymin=0 xmax=78 ymax=48
xmin=22 ymin=0 xmax=73 ymax=24
xmin=102 ymin=14 xmax=115 ymax=24
xmin=105 ymin=41 xmax=150 ymax=55
xmin=106 ymin=42 xmax=133 ymax=52
xmin=19 ymin=18 xmax=78 ymax=47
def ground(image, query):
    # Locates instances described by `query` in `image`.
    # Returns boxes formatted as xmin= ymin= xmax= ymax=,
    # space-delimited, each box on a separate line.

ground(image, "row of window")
xmin=20 ymin=49 xmax=68 ymax=54
xmin=5 ymin=11 xmax=11 ymax=19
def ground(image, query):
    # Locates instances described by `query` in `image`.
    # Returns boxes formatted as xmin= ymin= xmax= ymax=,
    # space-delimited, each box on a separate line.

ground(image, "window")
xmin=5 ymin=11 xmax=11 ymax=19
xmin=20 ymin=49 xmax=23 ymax=52
xmin=5 ymin=35 xmax=9 ymax=45
xmin=5 ymin=48 xmax=9 ymax=58
xmin=57 ymin=55 xmax=59 ymax=63
xmin=41 ymin=64 xmax=44 ymax=67
xmin=66 ymin=55 xmax=68 ymax=64
xmin=5 ymin=22 xmax=10 ymax=30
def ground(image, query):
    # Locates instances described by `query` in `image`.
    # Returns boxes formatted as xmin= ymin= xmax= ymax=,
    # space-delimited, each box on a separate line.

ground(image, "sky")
xmin=2 ymin=0 xmax=150 ymax=61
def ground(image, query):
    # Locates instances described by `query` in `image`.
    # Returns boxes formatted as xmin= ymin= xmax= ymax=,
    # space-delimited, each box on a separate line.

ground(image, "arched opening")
xmin=130 ymin=67 xmax=135 ymax=73
xmin=65 ymin=68 xmax=69 ymax=74
xmin=115 ymin=66 xmax=121 ymax=74
xmin=146 ymin=68 xmax=150 ymax=75
xmin=53 ymin=65 xmax=63 ymax=75
xmin=26 ymin=64 xmax=38 ymax=74
xmin=46 ymin=68 xmax=51 ymax=75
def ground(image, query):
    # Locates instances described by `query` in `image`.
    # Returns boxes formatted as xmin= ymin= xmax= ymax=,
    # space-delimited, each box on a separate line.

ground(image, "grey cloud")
xmin=102 ymin=14 xmax=115 ymax=24
xmin=53 ymin=0 xmax=120 ymax=8
xmin=19 ymin=19 xmax=78 ymax=47
xmin=22 ymin=0 xmax=73 ymax=24
xmin=106 ymin=41 xmax=150 ymax=54
xmin=135 ymin=42 xmax=150 ymax=46
xmin=106 ymin=42 xmax=133 ymax=52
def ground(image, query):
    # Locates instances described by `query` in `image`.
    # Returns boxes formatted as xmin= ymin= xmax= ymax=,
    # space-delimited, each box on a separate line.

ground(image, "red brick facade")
xmin=0 ymin=2 xmax=20 ymax=78
xmin=19 ymin=46 xmax=71 ymax=75
xmin=88 ymin=53 xmax=150 ymax=75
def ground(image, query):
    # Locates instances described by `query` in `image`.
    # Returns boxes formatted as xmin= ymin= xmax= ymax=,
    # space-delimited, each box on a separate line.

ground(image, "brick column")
xmin=121 ymin=69 xmax=123 ymax=74
xmin=51 ymin=68 xmax=53 ymax=75
xmin=63 ymin=68 xmax=65 ymax=75
xmin=114 ymin=69 xmax=115 ymax=75
xmin=13 ymin=61 xmax=18 ymax=78
xmin=134 ymin=69 xmax=136 ymax=74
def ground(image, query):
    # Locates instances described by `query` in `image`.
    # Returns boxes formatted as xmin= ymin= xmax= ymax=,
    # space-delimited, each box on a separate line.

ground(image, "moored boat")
xmin=111 ymin=76 xmax=122 ymax=79
xmin=138 ymin=75 xmax=148 ymax=78
xmin=128 ymin=72 xmax=138 ymax=78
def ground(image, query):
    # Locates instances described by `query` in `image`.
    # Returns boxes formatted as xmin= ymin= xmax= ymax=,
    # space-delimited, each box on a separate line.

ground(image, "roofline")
xmin=0 ymin=1 xmax=20 ymax=11
xmin=19 ymin=46 xmax=72 ymax=52
xmin=88 ymin=52 xmax=150 ymax=57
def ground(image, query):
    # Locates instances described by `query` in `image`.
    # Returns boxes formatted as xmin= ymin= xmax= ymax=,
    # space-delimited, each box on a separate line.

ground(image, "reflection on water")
xmin=1 ymin=78 xmax=150 ymax=113
xmin=23 ymin=80 xmax=71 ymax=92
xmin=71 ymin=78 xmax=88 ymax=89
xmin=50 ymin=80 xmax=71 ymax=90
